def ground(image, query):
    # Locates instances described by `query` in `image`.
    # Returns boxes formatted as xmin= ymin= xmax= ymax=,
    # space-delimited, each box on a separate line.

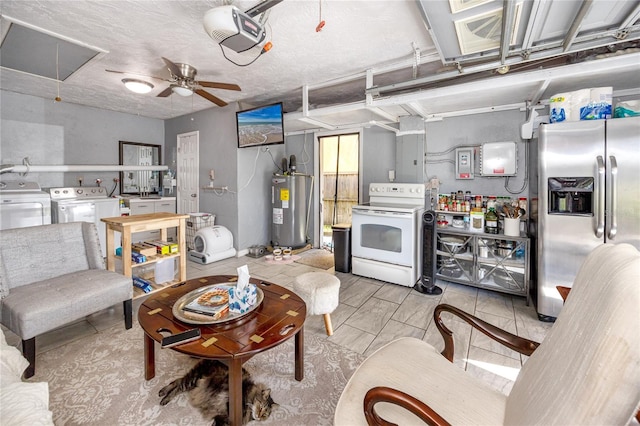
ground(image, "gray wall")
xmin=361 ymin=126 xmax=397 ymax=202
xmin=1 ymin=91 xmax=163 ymax=190
xmin=424 ymin=109 xmax=529 ymax=204
xmin=3 ymin=90 xmax=532 ymax=252
xmin=164 ymin=106 xmax=289 ymax=251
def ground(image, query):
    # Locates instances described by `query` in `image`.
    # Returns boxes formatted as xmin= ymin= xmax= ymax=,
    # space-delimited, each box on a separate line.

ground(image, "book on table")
xmin=182 ymin=287 xmax=229 ymax=318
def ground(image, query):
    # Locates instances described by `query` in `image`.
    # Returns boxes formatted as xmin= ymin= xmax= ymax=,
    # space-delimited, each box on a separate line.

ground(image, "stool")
xmin=293 ymin=271 xmax=341 ymax=336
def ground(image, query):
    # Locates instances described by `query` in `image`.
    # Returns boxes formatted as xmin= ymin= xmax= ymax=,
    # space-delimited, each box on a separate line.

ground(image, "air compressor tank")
xmin=271 ymin=173 xmax=307 ymax=248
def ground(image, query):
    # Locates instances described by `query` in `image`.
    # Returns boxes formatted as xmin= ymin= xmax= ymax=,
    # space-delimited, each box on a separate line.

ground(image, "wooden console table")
xmin=102 ymin=212 xmax=189 ymax=297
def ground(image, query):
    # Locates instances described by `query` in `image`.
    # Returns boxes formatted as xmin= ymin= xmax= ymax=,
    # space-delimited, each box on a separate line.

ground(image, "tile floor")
xmin=3 ymin=248 xmax=554 ymax=397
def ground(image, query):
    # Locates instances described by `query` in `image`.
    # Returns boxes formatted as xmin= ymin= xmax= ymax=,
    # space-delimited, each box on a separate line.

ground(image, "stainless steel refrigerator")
xmin=536 ymin=116 xmax=640 ymax=321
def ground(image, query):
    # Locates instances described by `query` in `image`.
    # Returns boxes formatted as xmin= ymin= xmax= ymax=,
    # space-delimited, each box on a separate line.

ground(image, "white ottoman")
xmin=293 ymin=271 xmax=341 ymax=336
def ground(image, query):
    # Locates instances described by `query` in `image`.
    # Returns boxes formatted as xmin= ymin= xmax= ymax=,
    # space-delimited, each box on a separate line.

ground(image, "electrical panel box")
xmin=480 ymin=141 xmax=517 ymax=176
xmin=455 ymin=147 xmax=474 ymax=179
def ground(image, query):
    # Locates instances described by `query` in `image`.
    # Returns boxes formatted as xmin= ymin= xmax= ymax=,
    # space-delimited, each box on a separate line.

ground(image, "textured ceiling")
xmin=0 ymin=0 xmax=435 ymax=119
xmin=1 ymin=0 xmax=639 ymax=129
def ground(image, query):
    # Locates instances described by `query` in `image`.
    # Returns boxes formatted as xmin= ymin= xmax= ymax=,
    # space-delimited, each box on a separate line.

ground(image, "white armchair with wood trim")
xmin=335 ymin=243 xmax=640 ymax=425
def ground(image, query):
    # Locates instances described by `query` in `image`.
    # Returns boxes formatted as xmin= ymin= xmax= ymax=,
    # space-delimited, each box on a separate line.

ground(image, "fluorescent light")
xmin=122 ymin=78 xmax=154 ymax=94
xmin=172 ymin=84 xmax=193 ymax=97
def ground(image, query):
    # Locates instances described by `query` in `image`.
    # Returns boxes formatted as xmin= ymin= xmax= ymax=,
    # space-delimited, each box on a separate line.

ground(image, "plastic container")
xmin=155 ymin=258 xmax=175 ymax=284
xmin=485 ymin=208 xmax=499 ymax=234
xmin=469 ymin=209 xmax=485 ymax=233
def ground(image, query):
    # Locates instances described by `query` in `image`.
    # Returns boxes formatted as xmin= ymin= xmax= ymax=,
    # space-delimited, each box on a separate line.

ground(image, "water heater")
xmin=271 ymin=174 xmax=307 ymax=248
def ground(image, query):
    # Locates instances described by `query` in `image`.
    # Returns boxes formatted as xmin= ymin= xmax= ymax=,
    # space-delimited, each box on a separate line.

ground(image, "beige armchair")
xmin=335 ymin=243 xmax=640 ymax=425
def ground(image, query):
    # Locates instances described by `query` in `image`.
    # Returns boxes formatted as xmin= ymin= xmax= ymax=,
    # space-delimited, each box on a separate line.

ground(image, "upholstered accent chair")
xmin=335 ymin=243 xmax=640 ymax=425
xmin=0 ymin=222 xmax=133 ymax=378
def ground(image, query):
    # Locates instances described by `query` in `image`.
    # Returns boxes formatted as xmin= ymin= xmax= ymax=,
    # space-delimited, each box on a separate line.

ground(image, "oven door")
xmin=351 ymin=207 xmax=416 ymax=266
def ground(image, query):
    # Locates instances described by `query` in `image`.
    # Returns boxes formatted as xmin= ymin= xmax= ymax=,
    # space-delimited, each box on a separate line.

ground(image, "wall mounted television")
xmin=236 ymin=102 xmax=285 ymax=148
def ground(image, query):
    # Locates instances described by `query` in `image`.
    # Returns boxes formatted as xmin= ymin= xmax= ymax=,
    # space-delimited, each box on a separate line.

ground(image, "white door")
xmin=177 ymin=131 xmax=199 ymax=214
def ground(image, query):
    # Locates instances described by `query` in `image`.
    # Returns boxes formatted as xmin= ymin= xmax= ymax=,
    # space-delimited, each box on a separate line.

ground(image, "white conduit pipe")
xmin=2 ymin=164 xmax=168 ymax=173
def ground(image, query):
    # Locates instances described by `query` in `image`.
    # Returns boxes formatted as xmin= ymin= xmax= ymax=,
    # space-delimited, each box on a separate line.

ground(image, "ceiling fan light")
xmin=122 ymin=78 xmax=154 ymax=94
xmin=172 ymin=85 xmax=193 ymax=97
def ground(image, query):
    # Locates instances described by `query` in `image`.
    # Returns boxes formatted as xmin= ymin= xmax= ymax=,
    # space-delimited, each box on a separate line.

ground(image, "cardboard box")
xmin=132 ymin=243 xmax=156 ymax=257
xmin=146 ymin=241 xmax=170 ymax=255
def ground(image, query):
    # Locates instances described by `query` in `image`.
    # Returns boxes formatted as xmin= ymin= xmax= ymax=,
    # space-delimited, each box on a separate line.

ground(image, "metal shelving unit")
xmin=435 ymin=227 xmax=530 ymax=304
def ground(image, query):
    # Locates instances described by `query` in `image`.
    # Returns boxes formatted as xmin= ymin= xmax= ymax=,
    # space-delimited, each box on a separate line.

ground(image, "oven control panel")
xmin=369 ymin=183 xmax=424 ymax=198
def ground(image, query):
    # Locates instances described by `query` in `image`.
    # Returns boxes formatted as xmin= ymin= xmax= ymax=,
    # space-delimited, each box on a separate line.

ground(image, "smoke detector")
xmin=203 ymin=5 xmax=267 ymax=53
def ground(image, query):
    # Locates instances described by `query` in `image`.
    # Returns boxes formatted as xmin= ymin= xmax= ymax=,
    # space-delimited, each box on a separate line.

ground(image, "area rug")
xmin=295 ymin=250 xmax=335 ymax=270
xmin=30 ymin=322 xmax=364 ymax=425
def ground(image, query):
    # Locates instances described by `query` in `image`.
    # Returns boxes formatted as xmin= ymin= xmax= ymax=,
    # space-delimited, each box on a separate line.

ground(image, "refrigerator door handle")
xmin=608 ymin=155 xmax=618 ymax=240
xmin=595 ymin=156 xmax=605 ymax=238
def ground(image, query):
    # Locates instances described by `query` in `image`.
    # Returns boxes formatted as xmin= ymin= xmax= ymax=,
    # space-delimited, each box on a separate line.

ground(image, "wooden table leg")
xmin=295 ymin=327 xmax=304 ymax=381
xmin=144 ymin=333 xmax=155 ymax=380
xmin=228 ymin=358 xmax=243 ymax=426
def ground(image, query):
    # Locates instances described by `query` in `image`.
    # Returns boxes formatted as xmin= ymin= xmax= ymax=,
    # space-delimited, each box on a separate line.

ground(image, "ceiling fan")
xmin=107 ymin=57 xmax=241 ymax=107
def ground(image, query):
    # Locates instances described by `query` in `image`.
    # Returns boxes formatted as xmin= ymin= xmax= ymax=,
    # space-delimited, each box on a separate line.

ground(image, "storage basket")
xmin=186 ymin=213 xmax=216 ymax=250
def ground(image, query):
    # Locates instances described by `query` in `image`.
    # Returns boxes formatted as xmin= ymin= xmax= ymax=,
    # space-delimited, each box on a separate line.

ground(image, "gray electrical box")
xmin=455 ymin=147 xmax=474 ymax=179
xmin=480 ymin=141 xmax=517 ymax=176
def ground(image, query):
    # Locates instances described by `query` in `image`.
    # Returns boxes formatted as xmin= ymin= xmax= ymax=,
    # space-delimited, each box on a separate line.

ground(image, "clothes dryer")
xmin=0 ymin=180 xmax=51 ymax=230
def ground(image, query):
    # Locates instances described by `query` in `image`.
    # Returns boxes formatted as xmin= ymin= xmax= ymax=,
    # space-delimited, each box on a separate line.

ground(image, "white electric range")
xmin=351 ymin=183 xmax=425 ymax=287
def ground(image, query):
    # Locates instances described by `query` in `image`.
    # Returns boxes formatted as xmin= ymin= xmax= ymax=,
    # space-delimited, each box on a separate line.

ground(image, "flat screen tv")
xmin=236 ymin=102 xmax=285 ymax=148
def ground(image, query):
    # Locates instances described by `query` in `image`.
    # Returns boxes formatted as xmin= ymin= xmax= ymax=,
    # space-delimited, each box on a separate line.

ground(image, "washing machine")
xmin=49 ymin=186 xmax=120 ymax=257
xmin=0 ymin=180 xmax=51 ymax=230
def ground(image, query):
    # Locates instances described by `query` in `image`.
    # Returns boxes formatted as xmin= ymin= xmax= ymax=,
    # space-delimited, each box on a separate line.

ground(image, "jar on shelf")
xmin=518 ymin=197 xmax=527 ymax=211
xmin=487 ymin=196 xmax=497 ymax=210
xmin=469 ymin=208 xmax=485 ymax=233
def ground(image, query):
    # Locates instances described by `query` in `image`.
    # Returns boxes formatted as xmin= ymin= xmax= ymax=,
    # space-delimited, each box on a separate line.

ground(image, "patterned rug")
xmin=295 ymin=249 xmax=335 ymax=270
xmin=30 ymin=322 xmax=364 ymax=425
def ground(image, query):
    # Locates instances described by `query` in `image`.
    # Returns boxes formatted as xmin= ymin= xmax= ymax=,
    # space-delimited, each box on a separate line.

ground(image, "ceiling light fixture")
xmin=122 ymin=78 xmax=154 ymax=94
xmin=172 ymin=81 xmax=193 ymax=97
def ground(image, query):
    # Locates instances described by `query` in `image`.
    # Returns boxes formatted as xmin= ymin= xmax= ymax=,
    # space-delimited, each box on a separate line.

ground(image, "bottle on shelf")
xmin=485 ymin=206 xmax=499 ymax=234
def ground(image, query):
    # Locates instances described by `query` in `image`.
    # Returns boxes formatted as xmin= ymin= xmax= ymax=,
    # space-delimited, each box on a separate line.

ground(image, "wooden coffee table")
xmin=138 ymin=275 xmax=307 ymax=426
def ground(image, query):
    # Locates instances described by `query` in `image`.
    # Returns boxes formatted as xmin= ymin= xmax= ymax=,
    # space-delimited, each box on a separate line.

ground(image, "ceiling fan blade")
xmin=162 ymin=57 xmax=184 ymax=79
xmin=198 ymin=81 xmax=241 ymax=91
xmin=157 ymin=87 xmax=173 ymax=98
xmin=195 ymin=89 xmax=227 ymax=107
xmin=105 ymin=69 xmax=167 ymax=81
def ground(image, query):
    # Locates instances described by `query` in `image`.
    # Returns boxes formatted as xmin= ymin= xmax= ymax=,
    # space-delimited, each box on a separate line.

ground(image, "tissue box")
xmin=228 ymin=284 xmax=258 ymax=314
